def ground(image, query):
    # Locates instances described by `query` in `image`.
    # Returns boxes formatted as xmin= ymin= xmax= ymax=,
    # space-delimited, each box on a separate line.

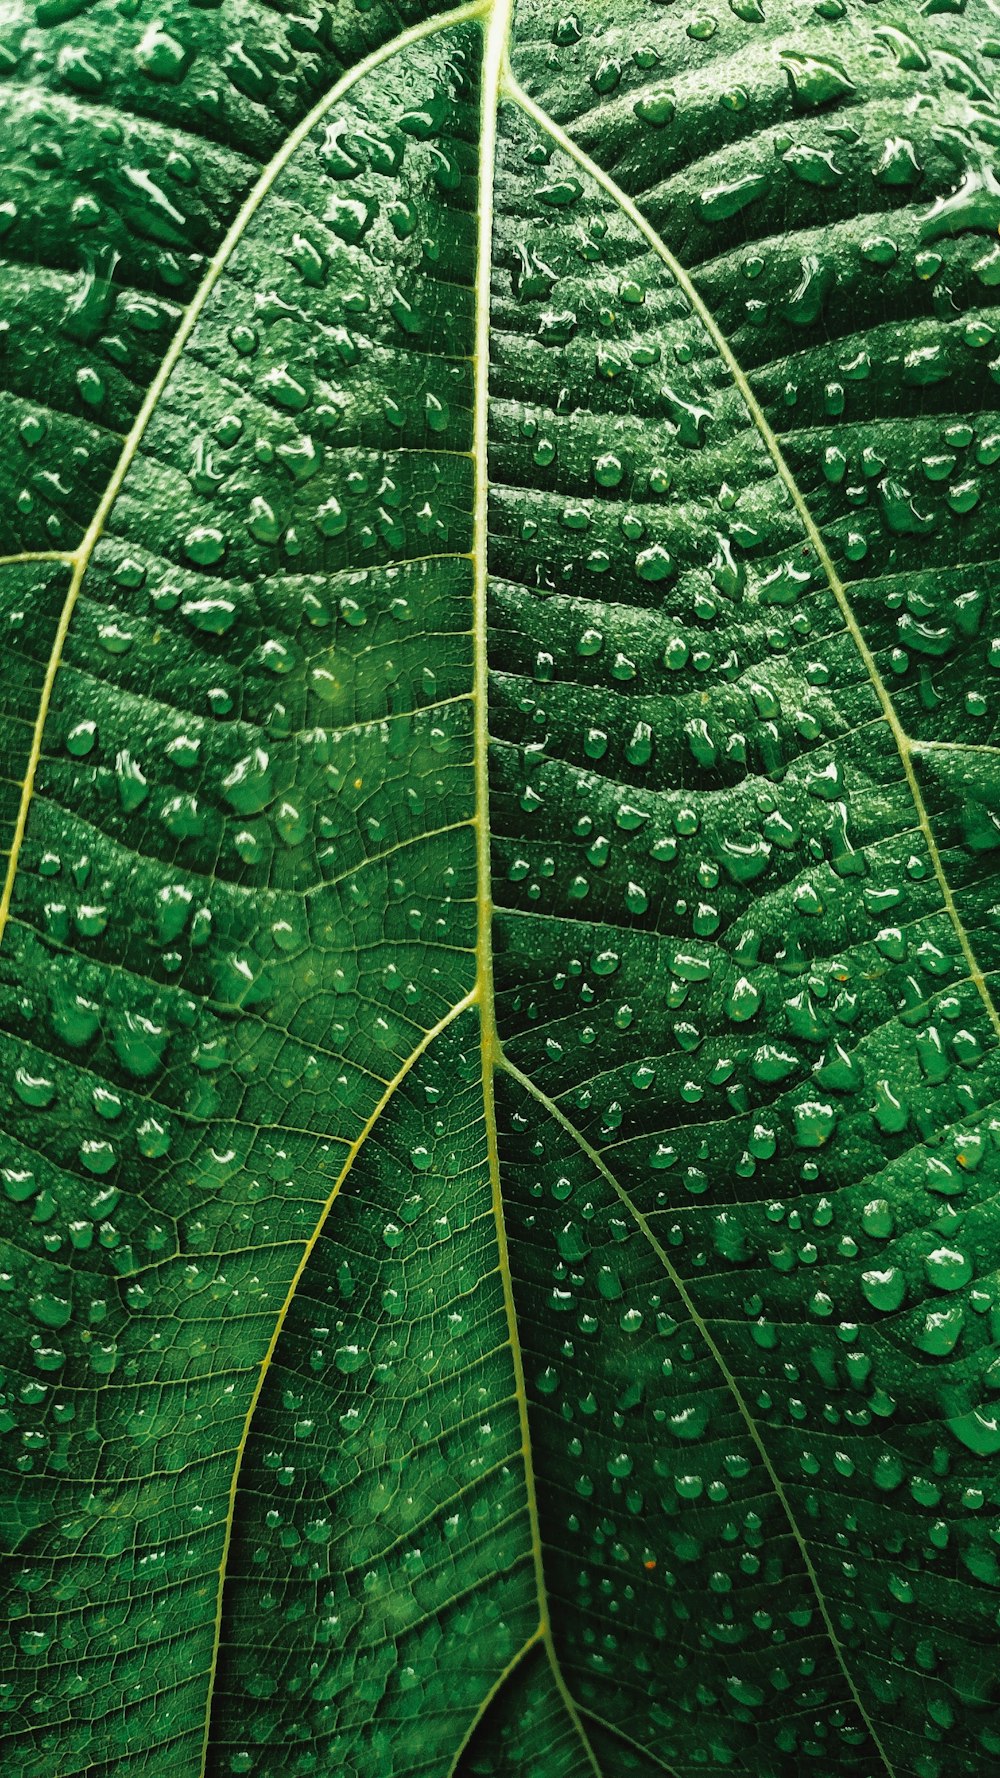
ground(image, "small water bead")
xmin=534 ymin=176 xmax=582 ymax=210
xmin=184 ymin=525 xmax=226 ymax=567
xmin=333 ymin=1345 xmax=367 ymax=1375
xmin=634 ymin=87 xmax=675 ymax=127
xmin=13 ymin=1068 xmax=56 ymax=1108
xmin=862 ymin=1267 xmax=907 ymax=1312
xmin=782 ymin=144 xmax=844 ymax=188
xmin=29 ymin=1289 xmax=72 ymax=1330
xmin=555 ymin=1223 xmax=588 ymax=1263
xmin=861 ymin=1199 xmax=894 ymax=1239
xmin=591 ymin=55 xmax=622 ymax=94
xmin=593 ymin=452 xmax=623 ymax=488
xmin=781 ymin=49 xmax=855 ymax=108
xmin=698 ymin=170 xmax=770 ymax=223
xmin=19 ymin=410 xmax=48 ymax=451
xmin=66 ymin=719 xmax=97 ymax=757
xmin=793 ymin=1101 xmax=837 ymax=1148
xmin=947 ymin=1407 xmax=1000 ymax=1457
xmin=913 ymin=1305 xmax=964 ymax=1357
xmin=924 ymin=1246 xmax=972 ymax=1291
xmin=552 ymin=12 xmax=582 ymax=44
xmin=635 ymin=543 xmax=673 ymax=583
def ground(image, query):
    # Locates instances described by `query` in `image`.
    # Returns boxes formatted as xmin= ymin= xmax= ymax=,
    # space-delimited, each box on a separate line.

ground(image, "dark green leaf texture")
xmin=1 ymin=0 xmax=999 ymax=1772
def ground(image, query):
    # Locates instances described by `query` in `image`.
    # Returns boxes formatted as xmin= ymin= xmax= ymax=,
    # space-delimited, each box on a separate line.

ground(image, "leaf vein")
xmin=502 ymin=73 xmax=998 ymax=1057
xmin=0 ymin=0 xmax=487 ymax=966
xmin=497 ymin=1046 xmax=897 ymax=1778
xmin=198 ymin=984 xmax=476 ymax=1772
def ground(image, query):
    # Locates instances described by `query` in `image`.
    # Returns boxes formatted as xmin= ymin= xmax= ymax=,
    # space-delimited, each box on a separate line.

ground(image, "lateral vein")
xmin=575 ymin=1705 xmax=684 ymax=1778
xmin=197 ymin=986 xmax=477 ymax=1776
xmin=0 ymin=550 xmax=77 ymax=569
xmin=502 ymin=72 xmax=1000 ymax=1050
xmin=0 ymin=0 xmax=488 ymax=960
xmin=498 ymin=1047 xmax=897 ymax=1778
xmin=444 ymin=1626 xmax=544 ymax=1778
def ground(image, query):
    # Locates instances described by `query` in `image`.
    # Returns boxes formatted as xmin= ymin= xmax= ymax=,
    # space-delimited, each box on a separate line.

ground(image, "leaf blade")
xmin=0 ymin=13 xmax=488 ymax=1774
xmin=3 ymin=0 xmax=1000 ymax=1773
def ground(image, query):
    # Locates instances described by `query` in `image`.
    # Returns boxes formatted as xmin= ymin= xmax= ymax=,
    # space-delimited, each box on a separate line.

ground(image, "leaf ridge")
xmin=0 ymin=0 xmax=487 ymax=967
xmin=502 ymin=70 xmax=1000 ymax=1052
xmin=50 ymin=654 xmax=471 ymax=752
xmin=198 ymin=985 xmax=477 ymax=1777
xmin=496 ymin=1049 xmax=898 ymax=1778
xmin=12 ymin=795 xmax=475 ymax=904
xmin=8 ymin=915 xmax=429 ymax=1089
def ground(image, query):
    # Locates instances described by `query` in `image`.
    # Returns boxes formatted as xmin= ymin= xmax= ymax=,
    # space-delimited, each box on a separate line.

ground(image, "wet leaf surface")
xmin=0 ymin=0 xmax=999 ymax=1774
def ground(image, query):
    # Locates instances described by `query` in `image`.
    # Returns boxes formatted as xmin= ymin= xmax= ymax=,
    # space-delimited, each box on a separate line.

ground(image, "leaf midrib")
xmin=470 ymin=6 xmax=604 ymax=1773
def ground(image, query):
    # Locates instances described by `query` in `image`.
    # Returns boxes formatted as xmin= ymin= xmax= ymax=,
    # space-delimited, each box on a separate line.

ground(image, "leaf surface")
xmin=1 ymin=1 xmax=999 ymax=1775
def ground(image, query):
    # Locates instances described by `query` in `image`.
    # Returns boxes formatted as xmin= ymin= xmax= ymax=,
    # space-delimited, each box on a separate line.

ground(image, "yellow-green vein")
xmin=472 ymin=9 xmax=604 ymax=1775
xmin=0 ymin=0 xmax=487 ymax=963
xmin=444 ymin=1626 xmax=544 ymax=1778
xmin=197 ymin=985 xmax=477 ymax=1777
xmin=497 ymin=1048 xmax=898 ymax=1778
xmin=0 ymin=550 xmax=76 ymax=570
xmin=577 ymin=1706 xmax=683 ymax=1778
xmin=503 ymin=71 xmax=1000 ymax=1050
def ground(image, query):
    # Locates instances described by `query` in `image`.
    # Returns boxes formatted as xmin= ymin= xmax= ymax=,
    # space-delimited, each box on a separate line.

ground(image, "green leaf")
xmin=1 ymin=0 xmax=999 ymax=1773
